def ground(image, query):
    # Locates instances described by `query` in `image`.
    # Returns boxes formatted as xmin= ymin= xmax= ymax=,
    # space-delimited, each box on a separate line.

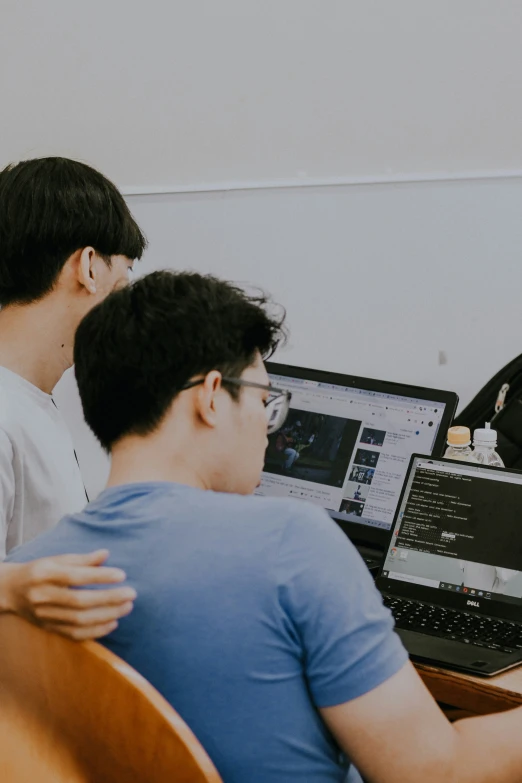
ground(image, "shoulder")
xmin=215 ymin=492 xmax=358 ymax=565
xmin=212 ymin=491 xmax=334 ymax=532
xmin=0 ymin=383 xmax=14 ymax=429
xmin=182 ymin=489 xmax=343 ymax=557
xmin=0 ymin=420 xmax=14 ymax=462
xmin=0 ymin=383 xmax=27 ymax=441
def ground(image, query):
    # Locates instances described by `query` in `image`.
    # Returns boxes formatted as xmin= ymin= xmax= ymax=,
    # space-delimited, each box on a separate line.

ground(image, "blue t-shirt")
xmin=8 ymin=483 xmax=407 ymax=782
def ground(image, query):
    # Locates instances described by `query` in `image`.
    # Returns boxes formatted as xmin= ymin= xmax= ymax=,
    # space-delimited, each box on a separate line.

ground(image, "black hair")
xmin=0 ymin=157 xmax=147 ymax=305
xmin=74 ymin=270 xmax=286 ymax=451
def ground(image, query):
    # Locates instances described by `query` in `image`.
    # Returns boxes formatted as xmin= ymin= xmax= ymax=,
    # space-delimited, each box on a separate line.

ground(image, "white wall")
xmin=4 ymin=1 xmax=522 ymax=496
xmin=2 ymin=1 xmax=522 ymax=186
xmin=54 ymin=177 xmax=522 ymax=499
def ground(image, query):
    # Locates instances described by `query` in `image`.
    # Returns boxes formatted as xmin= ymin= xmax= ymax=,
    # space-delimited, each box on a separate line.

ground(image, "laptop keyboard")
xmin=383 ymin=595 xmax=522 ymax=654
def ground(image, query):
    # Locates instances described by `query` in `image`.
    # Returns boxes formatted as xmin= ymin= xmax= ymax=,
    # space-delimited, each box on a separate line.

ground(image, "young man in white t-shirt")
xmin=0 ymin=157 xmax=145 ymax=634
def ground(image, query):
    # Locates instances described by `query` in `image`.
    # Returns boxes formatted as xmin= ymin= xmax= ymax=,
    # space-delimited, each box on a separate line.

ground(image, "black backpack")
xmin=454 ymin=353 xmax=522 ymax=469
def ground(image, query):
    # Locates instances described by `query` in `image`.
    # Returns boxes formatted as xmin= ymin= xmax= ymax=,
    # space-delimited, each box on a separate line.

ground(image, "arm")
xmin=0 ymin=549 xmax=136 ymax=640
xmin=278 ymin=507 xmax=522 ymax=783
xmin=321 ymin=660 xmax=522 ymax=783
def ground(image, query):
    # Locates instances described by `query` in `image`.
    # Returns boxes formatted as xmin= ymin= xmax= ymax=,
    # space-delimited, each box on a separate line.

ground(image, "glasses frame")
xmin=181 ymin=376 xmax=292 ymax=434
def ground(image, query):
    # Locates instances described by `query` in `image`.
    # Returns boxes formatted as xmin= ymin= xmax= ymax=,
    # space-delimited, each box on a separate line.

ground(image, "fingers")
xmin=30 ymin=551 xmax=127 ymax=585
xmin=31 ymin=585 xmax=137 ymax=609
xmin=31 ymin=560 xmax=128 ymax=587
xmin=51 ymin=550 xmax=111 ymax=567
xmin=54 ymin=565 xmax=128 ymax=586
xmin=36 ymin=601 xmax=134 ymax=627
xmin=48 ymin=620 xmax=120 ymax=641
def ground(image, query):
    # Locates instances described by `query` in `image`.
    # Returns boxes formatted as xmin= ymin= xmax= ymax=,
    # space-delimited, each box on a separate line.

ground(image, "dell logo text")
xmin=467 ymin=600 xmax=480 ymax=608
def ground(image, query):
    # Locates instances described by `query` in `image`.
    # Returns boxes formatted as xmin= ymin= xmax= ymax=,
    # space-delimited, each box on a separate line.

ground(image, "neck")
xmin=107 ymin=435 xmax=211 ymax=491
xmin=0 ymin=297 xmax=76 ymax=393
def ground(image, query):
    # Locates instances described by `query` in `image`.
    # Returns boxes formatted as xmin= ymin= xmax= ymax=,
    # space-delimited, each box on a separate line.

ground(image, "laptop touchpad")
xmin=396 ymin=629 xmax=510 ymax=675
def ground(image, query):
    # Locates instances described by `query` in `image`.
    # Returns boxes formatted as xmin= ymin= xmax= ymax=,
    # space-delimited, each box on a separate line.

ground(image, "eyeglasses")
xmin=181 ymin=377 xmax=292 ymax=434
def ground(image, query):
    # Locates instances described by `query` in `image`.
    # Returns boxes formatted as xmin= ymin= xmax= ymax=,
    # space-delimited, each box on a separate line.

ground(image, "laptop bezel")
xmin=376 ymin=454 xmax=522 ymax=623
xmin=264 ymin=363 xmax=459 ymax=551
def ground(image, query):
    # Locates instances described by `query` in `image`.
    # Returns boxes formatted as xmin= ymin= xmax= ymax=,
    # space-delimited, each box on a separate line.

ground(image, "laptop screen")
xmin=382 ymin=457 xmax=522 ymax=608
xmin=255 ymin=365 xmax=453 ymax=534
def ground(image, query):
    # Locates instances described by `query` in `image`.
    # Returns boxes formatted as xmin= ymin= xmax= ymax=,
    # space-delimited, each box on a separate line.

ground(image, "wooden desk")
xmin=416 ymin=662 xmax=522 ymax=719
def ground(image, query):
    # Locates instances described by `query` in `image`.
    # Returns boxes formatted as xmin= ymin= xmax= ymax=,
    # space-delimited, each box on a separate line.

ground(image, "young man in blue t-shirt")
xmin=9 ymin=271 xmax=522 ymax=783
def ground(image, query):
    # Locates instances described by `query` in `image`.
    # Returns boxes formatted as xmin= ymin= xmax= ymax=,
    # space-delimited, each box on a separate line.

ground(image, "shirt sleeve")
xmin=276 ymin=504 xmax=408 ymax=708
xmin=0 ymin=429 xmax=15 ymax=560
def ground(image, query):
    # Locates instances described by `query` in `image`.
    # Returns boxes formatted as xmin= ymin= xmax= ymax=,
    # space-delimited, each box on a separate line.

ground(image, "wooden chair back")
xmin=0 ymin=614 xmax=222 ymax=783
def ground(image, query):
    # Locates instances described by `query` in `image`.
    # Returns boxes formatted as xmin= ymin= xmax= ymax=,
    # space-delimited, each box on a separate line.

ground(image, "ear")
xmin=77 ymin=247 xmax=98 ymax=295
xmin=194 ymin=371 xmax=223 ymax=428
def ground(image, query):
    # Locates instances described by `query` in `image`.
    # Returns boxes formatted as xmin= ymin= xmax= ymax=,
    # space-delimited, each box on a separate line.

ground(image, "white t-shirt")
xmin=0 ymin=366 xmax=87 ymax=559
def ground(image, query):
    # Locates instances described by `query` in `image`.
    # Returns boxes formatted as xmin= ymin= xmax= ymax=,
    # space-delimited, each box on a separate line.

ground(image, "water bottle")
xmin=444 ymin=426 xmax=478 ymax=462
xmin=472 ymin=423 xmax=504 ymax=467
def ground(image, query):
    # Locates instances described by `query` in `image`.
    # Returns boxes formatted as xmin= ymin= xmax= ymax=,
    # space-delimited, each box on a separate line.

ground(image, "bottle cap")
xmin=474 ymin=422 xmax=497 ymax=446
xmin=447 ymin=426 xmax=471 ymax=447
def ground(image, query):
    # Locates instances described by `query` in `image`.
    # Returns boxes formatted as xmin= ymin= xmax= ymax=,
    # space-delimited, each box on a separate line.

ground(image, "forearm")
xmin=322 ymin=662 xmax=522 ymax=783
xmin=354 ymin=706 xmax=522 ymax=783
xmin=448 ymin=706 xmax=522 ymax=783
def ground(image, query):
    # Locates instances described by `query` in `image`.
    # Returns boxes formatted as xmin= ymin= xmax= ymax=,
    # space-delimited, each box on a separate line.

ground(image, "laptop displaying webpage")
xmin=382 ymin=458 xmax=522 ymax=607
xmin=255 ymin=373 xmax=447 ymax=531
